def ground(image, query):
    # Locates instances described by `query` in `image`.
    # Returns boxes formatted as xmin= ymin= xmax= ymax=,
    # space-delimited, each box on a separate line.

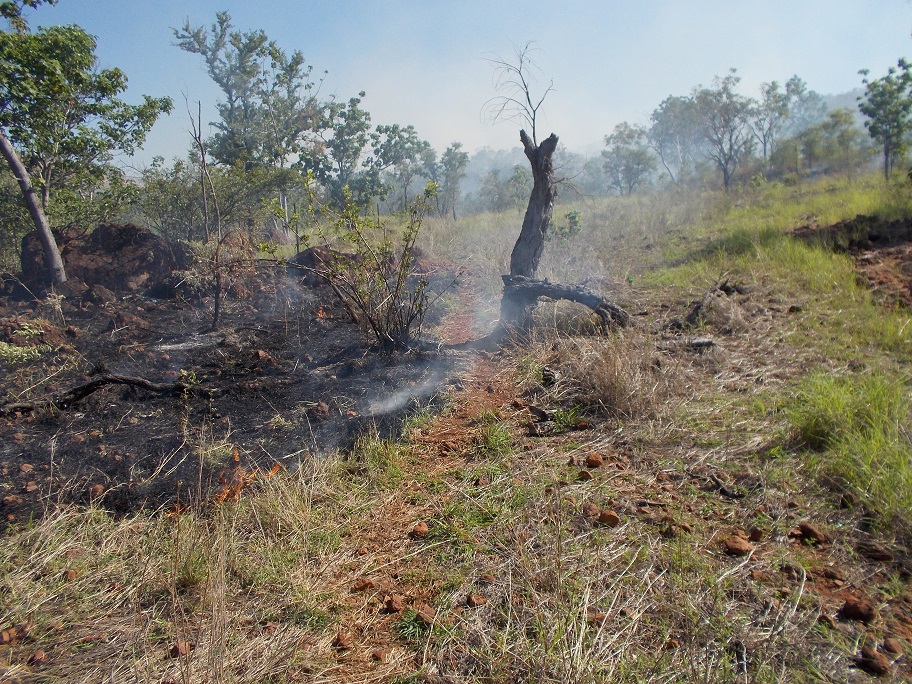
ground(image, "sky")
xmin=29 ymin=0 xmax=912 ymax=170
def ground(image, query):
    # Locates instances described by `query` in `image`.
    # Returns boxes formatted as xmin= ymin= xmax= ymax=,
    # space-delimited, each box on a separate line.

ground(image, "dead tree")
xmin=484 ymin=44 xmax=628 ymax=339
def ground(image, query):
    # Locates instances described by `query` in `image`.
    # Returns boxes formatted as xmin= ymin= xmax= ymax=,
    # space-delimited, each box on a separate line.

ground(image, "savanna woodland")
xmin=1 ymin=2 xmax=912 ymax=682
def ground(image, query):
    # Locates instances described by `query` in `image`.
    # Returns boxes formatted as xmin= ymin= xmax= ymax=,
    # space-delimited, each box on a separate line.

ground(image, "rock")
xmin=87 ymin=483 xmax=104 ymax=500
xmin=28 ymin=649 xmax=47 ymax=665
xmin=840 ymin=598 xmax=876 ymax=624
xmin=168 ymin=640 xmax=194 ymax=658
xmin=415 ymin=603 xmax=436 ymax=625
xmin=585 ymin=452 xmax=604 ymax=468
xmin=723 ymin=535 xmax=754 ymax=557
xmin=856 ymin=541 xmax=893 ymax=562
xmin=474 ymin=474 xmax=490 ymax=487
xmin=467 ymin=593 xmax=487 ymax=608
xmin=597 ymin=510 xmax=621 ymax=528
xmin=478 ymin=573 xmax=496 ymax=585
xmin=306 ymin=401 xmax=330 ymax=421
xmin=351 ymin=577 xmax=375 ymax=592
xmin=856 ymin=644 xmax=891 ymax=676
xmin=817 ymin=614 xmax=836 ymax=630
xmin=882 ymin=637 xmax=903 ymax=655
xmin=576 ymin=470 xmax=594 ymax=482
xmin=582 ymin=502 xmax=601 ymax=518
xmin=794 ymin=522 xmax=827 ymax=544
xmin=371 ymin=648 xmax=390 ymax=662
xmin=411 ymin=522 xmax=429 ymax=538
xmin=62 ymin=568 xmax=77 ymax=582
xmin=357 ymin=547 xmax=368 ymax=556
xmin=24 ymin=481 xmax=37 ymax=493
xmin=332 ymin=632 xmax=352 ymax=650
xmin=1 ymin=495 xmax=22 ymax=507
xmin=19 ymin=463 xmax=33 ymax=473
xmin=385 ymin=594 xmax=404 ymax=613
xmin=748 ymin=527 xmax=764 ymax=542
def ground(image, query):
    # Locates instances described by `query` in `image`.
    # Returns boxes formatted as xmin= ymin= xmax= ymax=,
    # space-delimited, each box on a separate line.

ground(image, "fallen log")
xmin=502 ymin=275 xmax=630 ymax=329
xmin=1 ymin=374 xmax=189 ymax=416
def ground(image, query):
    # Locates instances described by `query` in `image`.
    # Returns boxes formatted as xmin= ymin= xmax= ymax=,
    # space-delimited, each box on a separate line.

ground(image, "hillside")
xmin=1 ymin=174 xmax=911 ymax=682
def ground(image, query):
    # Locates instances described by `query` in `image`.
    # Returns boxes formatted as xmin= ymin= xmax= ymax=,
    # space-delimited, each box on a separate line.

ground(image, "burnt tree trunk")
xmin=0 ymin=129 xmax=66 ymax=285
xmin=500 ymin=129 xmax=558 ymax=330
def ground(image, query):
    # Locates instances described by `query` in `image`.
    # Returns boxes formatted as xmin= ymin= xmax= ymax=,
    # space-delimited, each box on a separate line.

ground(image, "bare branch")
xmin=483 ymin=41 xmax=554 ymax=145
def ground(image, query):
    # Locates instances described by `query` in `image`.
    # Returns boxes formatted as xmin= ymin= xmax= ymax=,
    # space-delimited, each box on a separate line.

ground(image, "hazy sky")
xmin=30 ymin=0 xmax=912 ymax=169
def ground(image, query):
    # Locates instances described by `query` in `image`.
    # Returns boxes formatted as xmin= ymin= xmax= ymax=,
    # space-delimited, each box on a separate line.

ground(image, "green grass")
xmin=788 ymin=370 xmax=912 ymax=524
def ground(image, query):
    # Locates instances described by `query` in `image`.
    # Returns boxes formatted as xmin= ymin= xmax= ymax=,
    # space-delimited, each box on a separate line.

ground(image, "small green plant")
xmin=551 ymin=404 xmax=583 ymax=432
xmin=0 ymin=340 xmax=51 ymax=364
xmin=547 ymin=210 xmax=583 ymax=244
xmin=396 ymin=609 xmax=431 ymax=641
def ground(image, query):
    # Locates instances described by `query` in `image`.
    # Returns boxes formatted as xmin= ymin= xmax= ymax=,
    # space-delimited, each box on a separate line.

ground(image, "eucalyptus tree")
xmin=694 ymin=70 xmax=756 ymax=190
xmin=858 ymin=59 xmax=912 ymax=181
xmin=751 ymin=81 xmax=789 ymax=160
xmin=0 ymin=20 xmax=171 ymax=283
xmin=427 ymin=142 xmax=468 ymax=219
xmin=602 ymin=122 xmax=655 ymax=195
xmin=647 ymin=95 xmax=701 ymax=186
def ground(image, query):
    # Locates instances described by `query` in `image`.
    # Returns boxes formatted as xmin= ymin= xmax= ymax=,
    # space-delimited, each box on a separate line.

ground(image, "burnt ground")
xmin=0 ymin=258 xmax=468 ymax=530
xmin=792 ymin=214 xmax=912 ymax=308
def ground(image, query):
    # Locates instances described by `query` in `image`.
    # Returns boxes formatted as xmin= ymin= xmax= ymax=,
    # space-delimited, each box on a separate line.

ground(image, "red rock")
xmin=87 ymin=484 xmax=104 ymax=500
xmin=597 ymin=510 xmax=621 ymax=527
xmin=371 ymin=647 xmax=390 ymax=662
xmin=356 ymin=547 xmax=368 ymax=556
xmin=467 ymin=593 xmax=487 ymax=607
xmin=582 ymin=502 xmax=601 ymax=518
xmin=856 ymin=541 xmax=893 ymax=562
xmin=748 ymin=527 xmax=764 ymax=542
xmin=585 ymin=452 xmax=604 ymax=468
xmin=817 ymin=614 xmax=836 ymax=629
xmin=415 ymin=603 xmax=436 ymax=625
xmin=351 ymin=577 xmax=375 ymax=592
xmin=795 ymin=522 xmax=827 ymax=544
xmin=23 ymin=481 xmax=37 ymax=493
xmin=28 ymin=649 xmax=47 ymax=665
xmin=723 ymin=535 xmax=754 ymax=557
xmin=1 ymin=495 xmax=22 ymax=507
xmin=19 ymin=463 xmax=33 ymax=473
xmin=332 ymin=632 xmax=352 ymax=650
xmin=856 ymin=644 xmax=891 ymax=675
xmin=664 ymin=638 xmax=681 ymax=649
xmin=474 ymin=474 xmax=490 ymax=487
xmin=479 ymin=573 xmax=496 ymax=585
xmin=385 ymin=594 xmax=404 ymax=613
xmin=586 ymin=611 xmax=607 ymax=625
xmin=411 ymin=522 xmax=429 ymax=538
xmin=62 ymin=568 xmax=77 ymax=582
xmin=882 ymin=637 xmax=903 ymax=655
xmin=577 ymin=470 xmax=594 ymax=482
xmin=168 ymin=640 xmax=194 ymax=658
xmin=840 ymin=598 xmax=876 ymax=624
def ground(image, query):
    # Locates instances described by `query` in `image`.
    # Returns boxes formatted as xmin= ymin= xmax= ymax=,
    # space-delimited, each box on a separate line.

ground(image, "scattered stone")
xmin=385 ymin=594 xmax=404 ymax=613
xmin=357 ymin=547 xmax=369 ymax=556
xmin=467 ymin=593 xmax=487 ymax=608
xmin=306 ymin=401 xmax=330 ymax=420
xmin=748 ymin=527 xmax=764 ymax=542
xmin=817 ymin=614 xmax=836 ymax=630
xmin=723 ymin=535 xmax=754 ymax=557
xmin=786 ymin=499 xmax=800 ymax=509
xmin=168 ymin=641 xmax=194 ymax=658
xmin=856 ymin=644 xmax=891 ymax=676
xmin=351 ymin=577 xmax=375 ymax=592
xmin=582 ymin=502 xmax=601 ymax=518
xmin=822 ymin=567 xmax=847 ymax=582
xmin=2 ymin=495 xmax=22 ymax=507
xmin=585 ymin=452 xmax=604 ymax=468
xmin=474 ymin=474 xmax=490 ymax=487
xmin=840 ymin=598 xmax=876 ymax=624
xmin=597 ymin=510 xmax=621 ymax=528
xmin=882 ymin=637 xmax=903 ymax=655
xmin=840 ymin=490 xmax=858 ymax=508
xmin=19 ymin=463 xmax=33 ymax=473
xmin=62 ymin=568 xmax=77 ymax=582
xmin=371 ymin=647 xmax=390 ymax=662
xmin=793 ymin=522 xmax=827 ymax=545
xmin=478 ymin=573 xmax=496 ymax=585
xmin=856 ymin=541 xmax=893 ymax=563
xmin=332 ymin=632 xmax=352 ymax=650
xmin=87 ymin=483 xmax=104 ymax=500
xmin=576 ymin=470 xmax=593 ymax=482
xmin=411 ymin=522 xmax=429 ymax=538
xmin=27 ymin=649 xmax=47 ymax=665
xmin=415 ymin=603 xmax=436 ymax=625
xmin=586 ymin=610 xmax=608 ymax=625
xmin=23 ymin=481 xmax=38 ymax=493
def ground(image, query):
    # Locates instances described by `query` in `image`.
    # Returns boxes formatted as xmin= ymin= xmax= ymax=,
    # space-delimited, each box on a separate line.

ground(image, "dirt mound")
xmin=792 ymin=215 xmax=912 ymax=308
xmin=20 ymin=223 xmax=189 ymax=294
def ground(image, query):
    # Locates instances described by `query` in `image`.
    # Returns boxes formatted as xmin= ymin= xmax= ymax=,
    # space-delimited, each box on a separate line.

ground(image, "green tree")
xmin=783 ymin=75 xmax=827 ymax=136
xmin=370 ymin=123 xmax=432 ymax=210
xmin=0 ymin=22 xmax=171 ymax=283
xmin=431 ymin=142 xmax=468 ymax=219
xmin=751 ymin=81 xmax=789 ymax=160
xmin=173 ymin=12 xmax=319 ymax=170
xmin=602 ymin=122 xmax=655 ymax=195
xmin=647 ymin=95 xmax=701 ymax=186
xmin=694 ymin=70 xmax=756 ymax=190
xmin=858 ymin=59 xmax=912 ymax=181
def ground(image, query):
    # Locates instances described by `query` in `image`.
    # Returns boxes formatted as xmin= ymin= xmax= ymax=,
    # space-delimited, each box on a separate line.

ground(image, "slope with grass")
xmin=2 ymin=173 xmax=912 ymax=682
